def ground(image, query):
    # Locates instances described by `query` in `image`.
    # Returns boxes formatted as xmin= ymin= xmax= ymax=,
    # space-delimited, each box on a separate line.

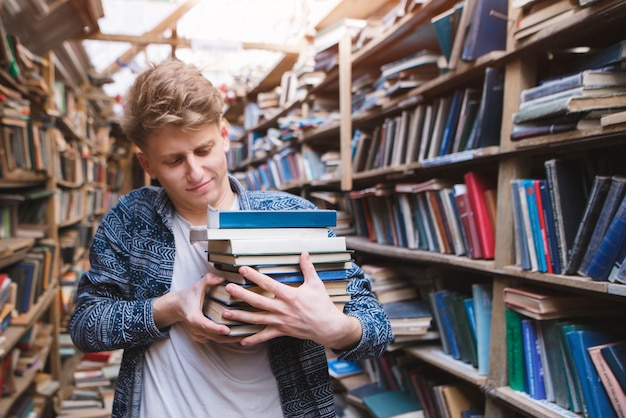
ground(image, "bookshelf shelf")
xmin=494 ymin=387 xmax=580 ymax=418
xmin=404 ymin=346 xmax=488 ymax=387
xmin=346 ymin=236 xmax=495 ymax=273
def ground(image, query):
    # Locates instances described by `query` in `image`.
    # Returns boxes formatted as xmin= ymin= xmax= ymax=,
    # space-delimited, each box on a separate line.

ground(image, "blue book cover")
xmin=327 ymin=358 xmax=364 ymax=378
xmin=521 ymin=319 xmax=546 ymax=400
xmin=472 ymin=283 xmax=492 ymax=376
xmin=538 ymin=179 xmax=562 ymax=274
xmin=523 ymin=179 xmax=548 ymax=273
xmin=433 ymin=290 xmax=460 ymax=359
xmin=438 ymin=89 xmax=464 ymax=156
xmin=566 ymin=330 xmax=620 ymax=418
xmin=464 ymin=297 xmax=477 ymax=348
xmin=587 ymin=194 xmax=626 ymax=281
xmin=207 ymin=209 xmax=337 ymax=229
xmin=600 ymin=341 xmax=626 ymax=395
xmin=461 ymin=0 xmax=507 ymax=61
xmin=432 ymin=2 xmax=464 ymax=63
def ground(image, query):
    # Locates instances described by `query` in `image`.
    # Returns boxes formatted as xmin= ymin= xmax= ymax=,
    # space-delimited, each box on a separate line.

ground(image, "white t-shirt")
xmin=140 ymin=200 xmax=282 ymax=417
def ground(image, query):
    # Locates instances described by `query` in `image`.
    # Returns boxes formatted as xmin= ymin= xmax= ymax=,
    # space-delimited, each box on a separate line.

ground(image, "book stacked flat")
xmin=202 ymin=208 xmax=353 ymax=336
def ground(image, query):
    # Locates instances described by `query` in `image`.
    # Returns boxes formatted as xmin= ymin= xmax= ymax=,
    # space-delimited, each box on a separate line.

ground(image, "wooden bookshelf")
xmin=229 ymin=0 xmax=626 ymax=416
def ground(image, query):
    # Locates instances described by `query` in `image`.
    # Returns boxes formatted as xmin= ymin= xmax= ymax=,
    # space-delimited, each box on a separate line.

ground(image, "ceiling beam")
xmin=95 ymin=0 xmax=200 ymax=77
xmin=83 ymin=32 xmax=303 ymax=54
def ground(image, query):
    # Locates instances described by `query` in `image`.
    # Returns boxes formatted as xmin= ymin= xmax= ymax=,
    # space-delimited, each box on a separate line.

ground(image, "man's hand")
xmin=221 ymin=252 xmax=363 ymax=350
xmin=152 ymin=273 xmax=245 ymax=344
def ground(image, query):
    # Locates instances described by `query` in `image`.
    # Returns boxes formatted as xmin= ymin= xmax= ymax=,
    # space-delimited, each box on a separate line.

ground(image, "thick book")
xmin=206 ymin=209 xmax=337 ymax=229
xmin=465 ymin=67 xmax=505 ymax=150
xmin=600 ymin=341 xmax=626 ymax=395
xmin=463 ymin=170 xmax=496 ymax=259
xmin=382 ymin=299 xmax=433 ymax=330
xmin=586 ymin=193 xmax=626 ymax=281
xmin=461 ymin=0 xmax=508 ymax=61
xmin=578 ymin=176 xmax=626 ymax=277
xmin=566 ymin=330 xmax=620 ymax=418
xmin=587 ymin=342 xmax=626 ymax=417
xmin=564 ymin=175 xmax=612 ymax=274
xmin=544 ymin=158 xmax=589 ymax=274
xmin=503 ymin=286 xmax=607 ymax=317
xmin=207 ymin=236 xmax=346 ymax=255
xmin=510 ymin=121 xmax=577 ymax=141
xmin=208 ymin=250 xmax=354 ymax=267
xmin=512 ymin=93 xmax=626 ymax=124
xmin=521 ymin=69 xmax=626 ymax=102
xmin=519 ymin=85 xmax=626 ymax=112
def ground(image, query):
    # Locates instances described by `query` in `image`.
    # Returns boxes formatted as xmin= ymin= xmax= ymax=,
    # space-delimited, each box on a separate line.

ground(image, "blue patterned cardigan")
xmin=69 ymin=176 xmax=392 ymax=418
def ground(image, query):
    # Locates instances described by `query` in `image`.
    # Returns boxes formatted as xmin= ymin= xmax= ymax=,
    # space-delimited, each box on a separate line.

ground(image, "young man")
xmin=69 ymin=59 xmax=392 ymax=418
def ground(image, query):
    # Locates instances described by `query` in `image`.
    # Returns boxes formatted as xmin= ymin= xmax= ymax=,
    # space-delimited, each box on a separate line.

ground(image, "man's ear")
xmin=220 ymin=122 xmax=230 ymax=153
xmin=136 ymin=152 xmax=157 ymax=179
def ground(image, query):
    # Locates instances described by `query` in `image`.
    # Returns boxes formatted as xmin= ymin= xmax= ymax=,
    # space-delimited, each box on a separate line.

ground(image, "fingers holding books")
xmin=221 ymin=252 xmax=362 ymax=349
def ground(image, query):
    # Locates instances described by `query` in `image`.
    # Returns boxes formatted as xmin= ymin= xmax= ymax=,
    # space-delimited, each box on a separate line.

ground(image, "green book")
xmin=505 ymin=309 xmax=525 ymax=392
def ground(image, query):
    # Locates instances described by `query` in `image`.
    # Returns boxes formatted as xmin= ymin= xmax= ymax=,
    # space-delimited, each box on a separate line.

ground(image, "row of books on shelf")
xmin=0 ymin=239 xmax=56 ymax=318
xmin=513 ymin=0 xmax=619 ymax=41
xmin=0 ymin=188 xmax=54 ymax=239
xmin=350 ymin=170 xmax=497 ymax=260
xmin=330 ymin=352 xmax=486 ymax=418
xmin=511 ymin=158 xmax=626 ymax=281
xmin=511 ymin=38 xmax=626 ymax=140
xmin=238 ymin=145 xmax=341 ymax=191
xmin=428 ymin=284 xmax=493 ymax=377
xmin=504 ymin=285 xmax=626 ymax=418
xmin=350 ymin=66 xmax=503 ymax=172
xmin=53 ymin=350 xmax=122 ymax=417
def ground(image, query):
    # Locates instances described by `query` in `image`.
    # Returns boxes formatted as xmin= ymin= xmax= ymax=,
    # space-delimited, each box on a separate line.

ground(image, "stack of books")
xmin=203 ymin=208 xmax=354 ymax=336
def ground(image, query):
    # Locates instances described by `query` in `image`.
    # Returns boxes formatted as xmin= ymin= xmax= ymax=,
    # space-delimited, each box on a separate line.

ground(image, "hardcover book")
xmin=207 ymin=236 xmax=346 ymax=255
xmin=208 ymin=250 xmax=354 ymax=266
xmin=207 ymin=208 xmax=337 ymax=229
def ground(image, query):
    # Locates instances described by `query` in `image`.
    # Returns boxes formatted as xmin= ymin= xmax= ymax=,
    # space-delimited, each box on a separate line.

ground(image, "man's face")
xmin=137 ymin=122 xmax=234 ymax=224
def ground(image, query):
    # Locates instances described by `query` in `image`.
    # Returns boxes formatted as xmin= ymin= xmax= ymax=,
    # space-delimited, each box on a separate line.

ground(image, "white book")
xmin=190 ymin=227 xmax=330 ymax=243
xmin=207 ymin=236 xmax=346 ymax=255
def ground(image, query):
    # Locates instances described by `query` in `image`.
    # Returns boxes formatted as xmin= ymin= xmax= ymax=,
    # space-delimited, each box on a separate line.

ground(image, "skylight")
xmin=82 ymin=0 xmax=341 ymax=98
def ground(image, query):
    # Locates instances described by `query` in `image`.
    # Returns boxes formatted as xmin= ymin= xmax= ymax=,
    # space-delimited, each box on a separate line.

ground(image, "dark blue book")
xmin=207 ymin=209 xmax=337 ymax=229
xmin=587 ymin=193 xmax=626 ymax=281
xmin=564 ymin=176 xmax=612 ymax=275
xmin=521 ymin=319 xmax=546 ymax=400
xmin=465 ymin=67 xmax=504 ymax=150
xmin=579 ymin=176 xmax=626 ymax=277
xmin=432 ymin=290 xmax=460 ymax=359
xmin=209 ymin=265 xmax=349 ymax=286
xmin=438 ymin=89 xmax=464 ymax=156
xmin=461 ymin=0 xmax=507 ymax=61
xmin=538 ymin=180 xmax=562 ymax=274
xmin=566 ymin=330 xmax=620 ymax=418
xmin=600 ymin=341 xmax=626 ymax=395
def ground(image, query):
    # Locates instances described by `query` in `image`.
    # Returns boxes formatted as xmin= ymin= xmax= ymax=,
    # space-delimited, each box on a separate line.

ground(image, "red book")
xmin=454 ymin=185 xmax=483 ymax=259
xmin=533 ymin=180 xmax=553 ymax=273
xmin=463 ymin=171 xmax=496 ymax=259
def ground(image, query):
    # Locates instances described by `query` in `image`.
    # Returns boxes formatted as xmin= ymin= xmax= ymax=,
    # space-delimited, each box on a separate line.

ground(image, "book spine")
xmin=586 ymin=194 xmax=626 ymax=281
xmin=564 ymin=176 xmax=612 ymax=274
